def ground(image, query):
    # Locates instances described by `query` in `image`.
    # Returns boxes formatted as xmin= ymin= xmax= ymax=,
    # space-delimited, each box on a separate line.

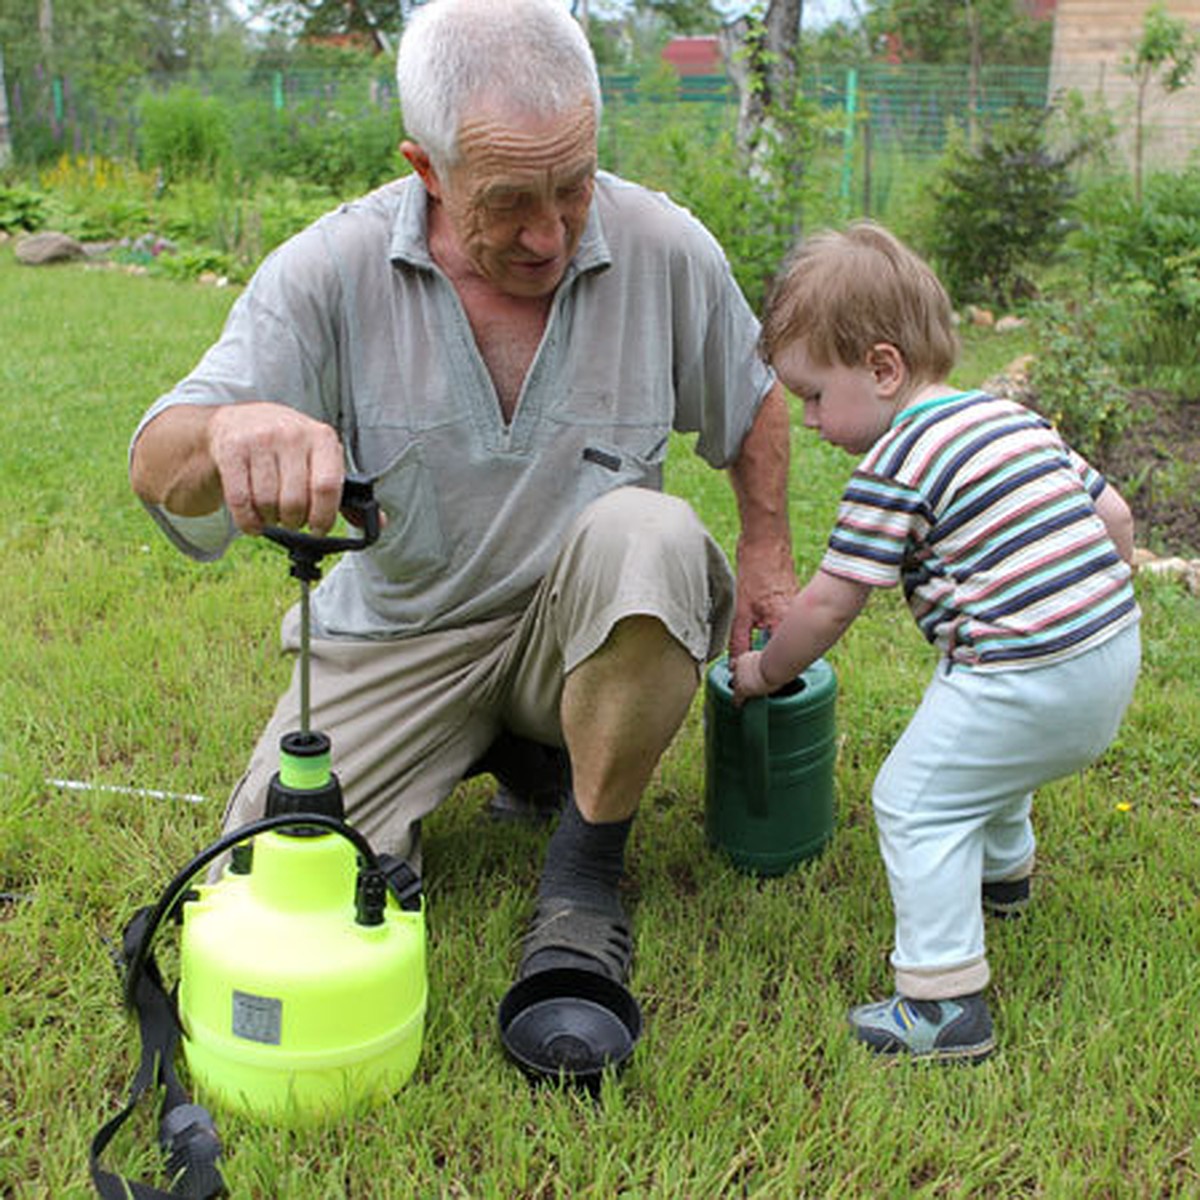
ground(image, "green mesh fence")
xmin=604 ymin=65 xmax=1052 ymax=156
xmin=5 ymin=63 xmax=1056 ymax=167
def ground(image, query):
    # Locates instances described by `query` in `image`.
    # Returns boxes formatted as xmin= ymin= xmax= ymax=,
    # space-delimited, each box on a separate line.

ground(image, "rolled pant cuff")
xmin=982 ymin=852 xmax=1035 ymax=885
xmin=894 ymin=957 xmax=990 ymax=1000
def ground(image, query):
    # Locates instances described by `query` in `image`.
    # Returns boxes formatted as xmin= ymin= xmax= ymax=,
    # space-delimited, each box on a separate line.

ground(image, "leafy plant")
xmin=0 ymin=184 xmax=47 ymax=233
xmin=1067 ymin=169 xmax=1200 ymax=383
xmin=1121 ymin=2 xmax=1200 ymax=204
xmin=138 ymin=86 xmax=233 ymax=185
xmin=1025 ymin=298 xmax=1132 ymax=461
xmin=152 ymin=244 xmax=237 ymax=283
xmin=926 ymin=104 xmax=1082 ymax=308
xmin=34 ymin=154 xmax=156 ymax=240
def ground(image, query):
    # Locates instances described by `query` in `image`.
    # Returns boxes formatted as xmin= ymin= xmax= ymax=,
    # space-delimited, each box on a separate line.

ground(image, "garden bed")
xmin=1096 ymin=389 xmax=1200 ymax=558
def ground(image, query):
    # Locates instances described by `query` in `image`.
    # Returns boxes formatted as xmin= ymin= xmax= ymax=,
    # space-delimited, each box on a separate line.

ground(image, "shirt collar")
xmin=890 ymin=388 xmax=982 ymax=429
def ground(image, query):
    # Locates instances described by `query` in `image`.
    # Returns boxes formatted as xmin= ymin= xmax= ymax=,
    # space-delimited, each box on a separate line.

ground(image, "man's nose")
xmin=519 ymin=200 xmax=567 ymax=256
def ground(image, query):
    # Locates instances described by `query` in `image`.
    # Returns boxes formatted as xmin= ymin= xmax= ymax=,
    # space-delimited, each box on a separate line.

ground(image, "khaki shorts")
xmin=223 ymin=487 xmax=735 ymax=860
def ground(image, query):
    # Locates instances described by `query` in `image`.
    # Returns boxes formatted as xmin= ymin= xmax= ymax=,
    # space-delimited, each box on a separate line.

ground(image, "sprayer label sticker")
xmin=231 ymin=990 xmax=283 ymax=1045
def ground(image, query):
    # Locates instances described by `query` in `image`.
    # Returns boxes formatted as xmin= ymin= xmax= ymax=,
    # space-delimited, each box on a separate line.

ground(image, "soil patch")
xmin=988 ymin=359 xmax=1200 ymax=558
xmin=1093 ymin=389 xmax=1200 ymax=558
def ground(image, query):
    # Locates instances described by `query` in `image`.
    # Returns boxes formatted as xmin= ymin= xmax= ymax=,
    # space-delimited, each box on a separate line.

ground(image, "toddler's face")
xmin=772 ymin=340 xmax=895 ymax=455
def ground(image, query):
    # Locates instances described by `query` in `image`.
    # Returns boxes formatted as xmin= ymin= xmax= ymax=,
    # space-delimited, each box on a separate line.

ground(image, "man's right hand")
xmin=130 ymin=402 xmax=345 ymax=537
xmin=206 ymin=403 xmax=344 ymax=536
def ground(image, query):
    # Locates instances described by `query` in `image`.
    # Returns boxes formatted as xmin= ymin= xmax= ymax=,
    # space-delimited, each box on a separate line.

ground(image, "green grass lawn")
xmin=2 ymin=249 xmax=1198 ymax=1198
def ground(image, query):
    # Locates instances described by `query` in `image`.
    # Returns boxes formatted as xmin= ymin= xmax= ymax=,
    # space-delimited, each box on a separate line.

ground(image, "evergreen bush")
xmin=926 ymin=105 xmax=1081 ymax=308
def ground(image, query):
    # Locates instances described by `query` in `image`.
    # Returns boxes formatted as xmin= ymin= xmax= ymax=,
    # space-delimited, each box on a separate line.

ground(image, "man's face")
xmin=435 ymin=100 xmax=598 ymax=299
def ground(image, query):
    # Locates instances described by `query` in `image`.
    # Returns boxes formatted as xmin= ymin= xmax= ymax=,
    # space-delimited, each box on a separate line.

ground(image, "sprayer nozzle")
xmin=355 ymin=868 xmax=388 ymax=927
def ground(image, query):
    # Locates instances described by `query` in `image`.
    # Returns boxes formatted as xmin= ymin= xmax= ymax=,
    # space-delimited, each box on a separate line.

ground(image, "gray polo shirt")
xmin=135 ymin=171 xmax=774 ymax=638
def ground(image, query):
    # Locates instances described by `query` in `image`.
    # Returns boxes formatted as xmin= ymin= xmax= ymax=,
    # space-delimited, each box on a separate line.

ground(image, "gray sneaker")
xmin=848 ymin=992 xmax=995 ymax=1062
xmin=982 ymin=876 xmax=1030 ymax=919
xmin=487 ymin=781 xmax=568 ymax=824
xmin=464 ymin=732 xmax=572 ymax=824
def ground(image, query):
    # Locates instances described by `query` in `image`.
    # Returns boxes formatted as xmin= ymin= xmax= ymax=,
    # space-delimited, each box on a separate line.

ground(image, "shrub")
xmin=1026 ymin=298 xmax=1131 ymax=462
xmin=1067 ymin=169 xmax=1200 ymax=380
xmin=271 ymin=98 xmax=403 ymax=193
xmin=138 ymin=87 xmax=233 ymax=184
xmin=927 ymin=105 xmax=1082 ymax=309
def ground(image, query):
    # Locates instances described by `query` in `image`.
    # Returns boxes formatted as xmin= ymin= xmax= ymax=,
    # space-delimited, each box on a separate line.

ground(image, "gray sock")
xmin=536 ymin=797 xmax=631 ymax=912
xmin=524 ymin=799 xmax=633 ymax=975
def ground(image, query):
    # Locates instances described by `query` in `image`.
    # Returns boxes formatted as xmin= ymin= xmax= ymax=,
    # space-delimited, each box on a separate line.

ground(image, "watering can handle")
xmin=741 ymin=628 xmax=772 ymax=819
xmin=742 ymin=695 xmax=771 ymax=819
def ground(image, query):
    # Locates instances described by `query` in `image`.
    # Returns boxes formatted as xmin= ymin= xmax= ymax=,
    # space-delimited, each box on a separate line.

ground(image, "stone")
xmin=14 ymin=231 xmax=86 ymax=266
xmin=995 ymin=315 xmax=1027 ymax=333
xmin=1138 ymin=556 xmax=1191 ymax=580
xmin=982 ymin=354 xmax=1037 ymax=401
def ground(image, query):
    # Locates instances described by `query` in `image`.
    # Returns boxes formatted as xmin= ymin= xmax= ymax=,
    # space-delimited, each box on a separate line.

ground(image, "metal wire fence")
xmin=5 ymin=61 xmax=1189 ymax=172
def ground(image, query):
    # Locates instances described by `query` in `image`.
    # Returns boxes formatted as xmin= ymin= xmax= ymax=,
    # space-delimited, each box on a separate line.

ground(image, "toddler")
xmin=733 ymin=221 xmax=1141 ymax=1061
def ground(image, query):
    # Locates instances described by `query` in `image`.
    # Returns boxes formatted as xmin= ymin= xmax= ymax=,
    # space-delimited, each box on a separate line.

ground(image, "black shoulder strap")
xmin=90 ymin=908 xmax=228 ymax=1199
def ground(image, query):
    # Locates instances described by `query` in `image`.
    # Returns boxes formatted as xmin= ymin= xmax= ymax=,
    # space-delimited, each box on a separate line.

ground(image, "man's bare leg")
xmin=562 ymin=614 xmax=699 ymax=822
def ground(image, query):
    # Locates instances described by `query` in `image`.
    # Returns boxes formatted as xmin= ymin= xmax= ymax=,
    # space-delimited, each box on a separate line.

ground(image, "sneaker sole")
xmin=870 ymin=1037 xmax=996 ymax=1064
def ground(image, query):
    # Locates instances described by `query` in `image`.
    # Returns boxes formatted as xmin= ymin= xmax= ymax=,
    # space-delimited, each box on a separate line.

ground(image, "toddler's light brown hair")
xmin=760 ymin=220 xmax=958 ymax=386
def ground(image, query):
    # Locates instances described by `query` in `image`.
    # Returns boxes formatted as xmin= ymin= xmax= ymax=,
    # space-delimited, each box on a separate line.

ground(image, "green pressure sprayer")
xmin=91 ymin=480 xmax=427 ymax=1200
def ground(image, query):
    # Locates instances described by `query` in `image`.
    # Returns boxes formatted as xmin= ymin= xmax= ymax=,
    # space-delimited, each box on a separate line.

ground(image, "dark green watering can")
xmin=703 ymin=655 xmax=838 ymax=876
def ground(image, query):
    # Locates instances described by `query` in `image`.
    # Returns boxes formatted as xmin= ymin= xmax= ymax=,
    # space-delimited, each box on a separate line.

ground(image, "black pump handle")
xmin=261 ymin=477 xmax=381 ymax=578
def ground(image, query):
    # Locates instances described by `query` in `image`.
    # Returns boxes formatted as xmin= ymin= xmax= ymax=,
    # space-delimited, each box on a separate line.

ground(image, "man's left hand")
xmin=729 ymin=535 xmax=796 ymax=657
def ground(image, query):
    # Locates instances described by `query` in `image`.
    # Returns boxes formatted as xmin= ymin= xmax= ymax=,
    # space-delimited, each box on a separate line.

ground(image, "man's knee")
xmin=554 ymin=487 xmax=732 ymax=671
xmin=578 ymin=487 xmax=707 ymax=555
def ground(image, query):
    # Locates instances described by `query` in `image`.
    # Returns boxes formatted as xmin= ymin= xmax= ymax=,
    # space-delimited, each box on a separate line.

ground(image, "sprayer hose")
xmin=122 ymin=813 xmax=382 ymax=1011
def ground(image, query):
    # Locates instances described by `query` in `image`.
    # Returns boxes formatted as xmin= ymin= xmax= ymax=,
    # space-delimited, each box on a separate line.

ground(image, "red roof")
xmin=661 ymin=36 xmax=723 ymax=76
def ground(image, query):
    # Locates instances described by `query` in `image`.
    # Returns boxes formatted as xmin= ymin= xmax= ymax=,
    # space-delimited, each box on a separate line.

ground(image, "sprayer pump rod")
xmin=260 ymin=477 xmax=383 ymax=740
xmin=297 ymin=576 xmax=312 ymax=736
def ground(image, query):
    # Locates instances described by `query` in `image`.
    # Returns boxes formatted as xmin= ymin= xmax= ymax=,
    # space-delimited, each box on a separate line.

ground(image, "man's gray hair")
xmin=397 ymin=0 xmax=602 ymax=174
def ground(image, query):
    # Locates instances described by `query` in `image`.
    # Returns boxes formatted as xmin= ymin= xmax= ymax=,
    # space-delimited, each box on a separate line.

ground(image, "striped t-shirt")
xmin=821 ymin=391 xmax=1140 ymax=670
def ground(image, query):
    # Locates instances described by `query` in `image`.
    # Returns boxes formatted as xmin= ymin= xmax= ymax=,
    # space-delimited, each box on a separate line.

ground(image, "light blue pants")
xmin=872 ymin=622 xmax=1141 ymax=999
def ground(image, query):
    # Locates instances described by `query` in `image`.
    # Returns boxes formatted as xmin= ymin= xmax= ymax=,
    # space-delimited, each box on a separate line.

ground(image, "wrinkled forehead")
xmin=454 ymin=95 xmax=598 ymax=178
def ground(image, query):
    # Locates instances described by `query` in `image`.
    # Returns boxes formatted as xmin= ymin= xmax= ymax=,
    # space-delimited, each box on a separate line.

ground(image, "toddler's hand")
xmin=731 ymin=650 xmax=771 ymax=704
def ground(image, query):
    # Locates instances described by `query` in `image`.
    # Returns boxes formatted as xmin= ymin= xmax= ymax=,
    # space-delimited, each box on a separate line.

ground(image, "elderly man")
xmin=130 ymin=0 xmax=794 ymax=1020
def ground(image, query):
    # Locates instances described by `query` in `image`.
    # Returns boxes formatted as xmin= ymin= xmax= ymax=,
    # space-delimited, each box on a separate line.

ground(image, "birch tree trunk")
xmin=39 ymin=0 xmax=54 ymax=58
xmin=719 ymin=0 xmax=803 ymax=157
xmin=0 ymin=45 xmax=11 ymax=169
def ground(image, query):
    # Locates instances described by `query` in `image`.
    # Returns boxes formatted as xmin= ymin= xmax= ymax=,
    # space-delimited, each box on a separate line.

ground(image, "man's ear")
xmin=867 ymin=343 xmax=906 ymax=399
xmin=401 ymin=140 xmax=442 ymax=200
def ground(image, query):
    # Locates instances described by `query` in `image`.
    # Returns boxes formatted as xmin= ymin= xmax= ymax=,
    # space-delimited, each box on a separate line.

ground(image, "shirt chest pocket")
xmin=547 ymin=387 xmax=672 ymax=492
xmin=364 ymin=438 xmax=449 ymax=582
